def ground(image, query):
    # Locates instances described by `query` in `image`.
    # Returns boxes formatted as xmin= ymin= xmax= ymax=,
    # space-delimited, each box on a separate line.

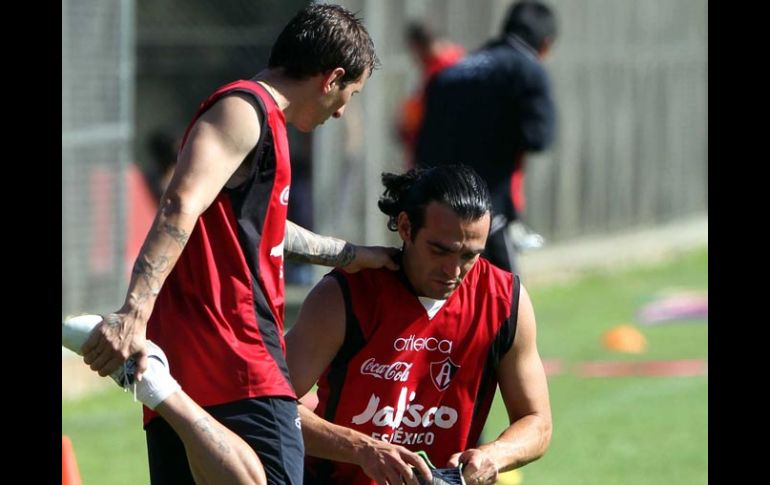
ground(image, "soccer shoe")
xmin=62 ymin=314 xmax=102 ymax=355
xmin=420 ymin=467 xmax=466 ymax=485
xmin=62 ymin=314 xmax=180 ymax=409
xmin=121 ymin=339 xmax=181 ymax=409
xmin=415 ymin=450 xmax=466 ymax=485
xmin=509 ymin=220 xmax=545 ymax=252
xmin=62 ymin=314 xmax=130 ymax=387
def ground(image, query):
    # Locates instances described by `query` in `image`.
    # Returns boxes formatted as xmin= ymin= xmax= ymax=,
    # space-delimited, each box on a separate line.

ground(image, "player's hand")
xmin=448 ymin=449 xmax=498 ymax=485
xmin=357 ymin=439 xmax=432 ymax=485
xmin=81 ymin=311 xmax=149 ymax=381
xmin=341 ymin=245 xmax=400 ymax=273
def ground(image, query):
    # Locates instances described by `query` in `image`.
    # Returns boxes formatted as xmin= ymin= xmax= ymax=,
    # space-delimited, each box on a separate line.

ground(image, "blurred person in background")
xmin=74 ymin=4 xmax=397 ymax=484
xmin=396 ymin=21 xmax=464 ymax=168
xmin=144 ymin=128 xmax=181 ymax=203
xmin=416 ymin=0 xmax=557 ymax=274
xmin=287 ymin=165 xmax=552 ymax=485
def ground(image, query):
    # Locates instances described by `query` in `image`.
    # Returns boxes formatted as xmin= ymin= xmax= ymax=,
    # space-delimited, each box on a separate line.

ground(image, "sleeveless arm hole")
xmin=503 ymin=274 xmax=521 ymax=355
xmin=223 ymin=86 xmax=270 ymax=190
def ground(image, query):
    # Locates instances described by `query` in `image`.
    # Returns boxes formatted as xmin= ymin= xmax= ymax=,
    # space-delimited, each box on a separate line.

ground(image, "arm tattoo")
xmin=193 ymin=417 xmax=231 ymax=454
xmin=129 ymin=219 xmax=188 ymax=302
xmin=284 ymin=221 xmax=357 ymax=267
xmin=131 ymin=255 xmax=170 ymax=297
xmin=336 ymin=241 xmax=356 ymax=267
xmin=160 ymin=222 xmax=189 ymax=247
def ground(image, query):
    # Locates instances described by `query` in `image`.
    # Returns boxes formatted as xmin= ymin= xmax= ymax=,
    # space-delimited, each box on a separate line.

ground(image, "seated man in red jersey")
xmin=286 ymin=165 xmax=552 ymax=485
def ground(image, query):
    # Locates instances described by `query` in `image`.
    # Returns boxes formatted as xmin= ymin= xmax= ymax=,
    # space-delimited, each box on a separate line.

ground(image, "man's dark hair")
xmin=405 ymin=21 xmax=435 ymax=49
xmin=148 ymin=130 xmax=178 ymax=172
xmin=502 ymin=1 xmax=557 ymax=50
xmin=269 ymin=4 xmax=379 ymax=87
xmin=378 ymin=165 xmax=492 ymax=239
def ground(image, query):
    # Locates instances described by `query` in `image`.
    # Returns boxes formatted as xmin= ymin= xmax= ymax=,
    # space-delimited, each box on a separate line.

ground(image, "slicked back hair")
xmin=378 ymin=165 xmax=492 ymax=239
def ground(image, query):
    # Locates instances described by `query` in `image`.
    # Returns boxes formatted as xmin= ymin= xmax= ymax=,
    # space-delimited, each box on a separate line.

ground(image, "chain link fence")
xmin=62 ymin=0 xmax=134 ymax=318
xmin=63 ymin=0 xmax=708 ymax=318
xmin=62 ymin=1 xmax=316 ymax=318
xmin=314 ymin=0 xmax=708 ymax=248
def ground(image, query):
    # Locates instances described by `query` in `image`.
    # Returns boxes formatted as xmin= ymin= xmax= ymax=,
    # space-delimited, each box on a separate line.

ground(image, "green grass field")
xmin=62 ymin=246 xmax=707 ymax=484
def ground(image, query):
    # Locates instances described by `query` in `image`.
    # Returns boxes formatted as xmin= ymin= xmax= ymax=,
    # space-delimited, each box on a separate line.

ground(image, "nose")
xmin=332 ymin=105 xmax=346 ymax=119
xmin=441 ymin=258 xmax=462 ymax=280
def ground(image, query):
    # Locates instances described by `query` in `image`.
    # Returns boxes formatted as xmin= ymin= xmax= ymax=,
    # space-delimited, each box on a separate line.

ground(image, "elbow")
xmin=535 ymin=415 xmax=553 ymax=460
xmin=521 ymin=413 xmax=553 ymax=465
xmin=159 ymin=191 xmax=206 ymax=218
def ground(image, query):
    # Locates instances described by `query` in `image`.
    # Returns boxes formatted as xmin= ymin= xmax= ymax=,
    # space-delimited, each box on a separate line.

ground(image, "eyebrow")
xmin=428 ymin=240 xmax=485 ymax=256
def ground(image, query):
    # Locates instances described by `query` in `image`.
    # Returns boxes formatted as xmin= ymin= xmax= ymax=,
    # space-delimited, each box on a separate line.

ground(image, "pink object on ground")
xmin=638 ymin=292 xmax=708 ymax=324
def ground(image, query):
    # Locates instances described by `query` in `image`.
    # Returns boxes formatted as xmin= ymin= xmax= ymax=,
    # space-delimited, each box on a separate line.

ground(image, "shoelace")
xmin=120 ymin=361 xmax=138 ymax=402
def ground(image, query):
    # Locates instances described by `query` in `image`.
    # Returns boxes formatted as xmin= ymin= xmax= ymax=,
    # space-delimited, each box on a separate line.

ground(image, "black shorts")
xmin=146 ymin=396 xmax=304 ymax=484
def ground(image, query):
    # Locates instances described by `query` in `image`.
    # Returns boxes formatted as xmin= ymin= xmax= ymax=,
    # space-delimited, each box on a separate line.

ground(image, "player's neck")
xmin=253 ymin=69 xmax=294 ymax=111
xmin=253 ymin=69 xmax=320 ymax=124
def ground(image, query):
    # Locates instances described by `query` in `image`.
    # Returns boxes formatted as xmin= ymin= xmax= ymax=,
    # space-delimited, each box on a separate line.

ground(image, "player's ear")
xmin=397 ymin=212 xmax=412 ymax=242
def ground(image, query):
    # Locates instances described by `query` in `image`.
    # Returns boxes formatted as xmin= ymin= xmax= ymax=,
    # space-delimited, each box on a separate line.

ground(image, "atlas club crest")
xmin=430 ymin=357 xmax=460 ymax=391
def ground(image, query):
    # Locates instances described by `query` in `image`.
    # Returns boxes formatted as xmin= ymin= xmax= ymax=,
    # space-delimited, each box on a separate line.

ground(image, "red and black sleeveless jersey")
xmin=144 ymin=80 xmax=295 ymax=425
xmin=306 ymin=258 xmax=520 ymax=484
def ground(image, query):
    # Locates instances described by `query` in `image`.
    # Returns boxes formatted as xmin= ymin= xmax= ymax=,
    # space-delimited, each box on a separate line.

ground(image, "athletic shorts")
xmin=145 ymin=396 xmax=304 ymax=484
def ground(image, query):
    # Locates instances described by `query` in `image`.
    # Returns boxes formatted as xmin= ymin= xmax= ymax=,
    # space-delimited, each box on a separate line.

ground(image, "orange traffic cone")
xmin=602 ymin=324 xmax=647 ymax=353
xmin=62 ymin=435 xmax=82 ymax=485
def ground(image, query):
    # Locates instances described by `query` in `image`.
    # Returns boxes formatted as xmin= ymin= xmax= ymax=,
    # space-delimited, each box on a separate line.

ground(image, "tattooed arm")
xmin=285 ymin=221 xmax=400 ymax=273
xmin=284 ymin=221 xmax=355 ymax=267
xmin=81 ymin=93 xmax=264 ymax=380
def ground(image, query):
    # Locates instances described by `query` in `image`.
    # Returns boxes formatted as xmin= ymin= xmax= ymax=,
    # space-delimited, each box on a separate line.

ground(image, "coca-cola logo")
xmin=360 ymin=358 xmax=412 ymax=382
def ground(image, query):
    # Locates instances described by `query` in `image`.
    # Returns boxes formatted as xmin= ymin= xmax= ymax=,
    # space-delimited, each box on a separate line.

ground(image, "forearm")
xmin=478 ymin=413 xmax=552 ymax=473
xmin=284 ymin=220 xmax=355 ymax=267
xmin=122 ymin=197 xmax=199 ymax=325
xmin=299 ymin=405 xmax=372 ymax=465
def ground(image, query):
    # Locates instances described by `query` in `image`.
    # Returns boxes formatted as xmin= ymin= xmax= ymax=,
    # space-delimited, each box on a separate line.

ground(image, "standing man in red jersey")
xmin=77 ymin=4 xmax=397 ymax=484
